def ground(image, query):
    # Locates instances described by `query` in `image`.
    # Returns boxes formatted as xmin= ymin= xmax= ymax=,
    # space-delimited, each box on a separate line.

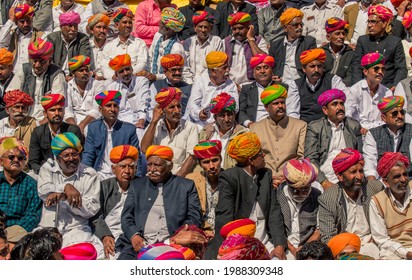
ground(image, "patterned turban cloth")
xmin=279 ymin=8 xmax=304 ymax=26
xmin=170 ymin=244 xmax=196 ymax=260
xmin=317 ymin=89 xmax=346 ymax=107
xmin=0 ymin=136 xmax=27 ymax=158
xmin=193 ymin=140 xmax=222 ymax=159
xmin=361 ymin=52 xmax=384 ymax=69
xmin=41 ymin=93 xmax=65 ymax=110
xmin=95 ymin=90 xmax=122 ymax=106
xmin=377 ymin=152 xmax=409 ymax=178
xmin=402 ymin=10 xmax=412 ymax=29
xmin=368 ymin=4 xmax=393 ymax=22
xmin=205 ymin=51 xmax=228 ymax=69
xmin=218 ymin=234 xmax=270 ymax=260
xmin=227 ymin=12 xmax=251 ymax=26
xmin=0 ymin=48 xmax=14 ymax=65
xmin=146 ymin=145 xmax=174 ymax=161
xmin=109 ymin=54 xmax=131 ymax=71
xmin=155 ymin=87 xmax=182 ymax=109
xmin=160 ymin=54 xmax=184 ymax=70
xmin=377 ymin=95 xmax=404 ymax=114
xmin=172 ymin=225 xmax=207 ymax=259
xmin=250 ymin=54 xmax=275 ymax=69
xmin=28 ymin=38 xmax=54 ymax=60
xmin=260 ymin=84 xmax=288 ymax=106
xmin=339 ymin=252 xmax=375 ymax=260
xmin=220 ymin=218 xmax=256 ymax=239
xmin=60 ymin=243 xmax=97 ymax=260
xmin=283 ymin=158 xmax=318 ymax=189
xmin=300 ymin=48 xmax=326 ymax=65
xmin=325 ymin=17 xmax=349 ymax=33
xmin=192 ymin=10 xmax=215 ymax=26
xmin=227 ymin=132 xmax=261 ymax=163
xmin=110 ymin=145 xmax=139 ymax=163
xmin=68 ymin=55 xmax=91 ymax=72
xmin=332 ymin=148 xmax=364 ymax=174
xmin=138 ymin=243 xmax=185 ymax=260
xmin=14 ymin=4 xmax=34 ymax=21
xmin=209 ymin=92 xmax=236 ymax=114
xmin=161 ymin=7 xmax=186 ymax=33
xmin=59 ymin=11 xmax=81 ymax=26
xmin=112 ymin=7 xmax=134 ymax=23
xmin=51 ymin=132 xmax=82 ymax=157
xmin=327 ymin=232 xmax=361 ymax=259
xmin=3 ymin=90 xmax=33 ymax=108
xmin=88 ymin=13 xmax=111 ymax=29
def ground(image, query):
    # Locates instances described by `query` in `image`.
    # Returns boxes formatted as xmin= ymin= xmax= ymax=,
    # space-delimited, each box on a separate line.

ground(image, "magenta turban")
xmin=317 ymin=89 xmax=346 ymax=107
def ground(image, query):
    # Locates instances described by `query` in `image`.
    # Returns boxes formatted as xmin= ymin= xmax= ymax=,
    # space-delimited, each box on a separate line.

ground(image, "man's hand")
xmin=8 ymin=8 xmax=15 ymax=22
xmin=152 ymin=104 xmax=164 ymax=123
xmin=170 ymin=224 xmax=207 ymax=246
xmin=199 ymin=109 xmax=209 ymax=121
xmin=397 ymin=0 xmax=409 ymax=17
xmin=348 ymin=43 xmax=356 ymax=50
xmin=65 ymin=75 xmax=73 ymax=82
xmin=246 ymin=25 xmax=255 ymax=41
xmin=102 ymin=236 xmax=116 ymax=259
xmin=135 ymin=119 xmax=145 ymax=128
xmin=270 ymin=245 xmax=286 ymax=260
xmin=360 ymin=127 xmax=368 ymax=136
xmin=272 ymin=175 xmax=285 ymax=189
xmin=145 ymin=72 xmax=157 ymax=83
xmin=406 ymin=251 xmax=412 ymax=259
xmin=45 ymin=192 xmax=65 ymax=207
xmin=321 ymin=180 xmax=333 ymax=190
xmin=78 ymin=121 xmax=87 ymax=135
xmin=273 ymin=75 xmax=282 ymax=83
xmin=64 ymin=184 xmax=82 ymax=208
xmin=131 ymin=234 xmax=145 ymax=252
xmin=390 ymin=86 xmax=396 ymax=92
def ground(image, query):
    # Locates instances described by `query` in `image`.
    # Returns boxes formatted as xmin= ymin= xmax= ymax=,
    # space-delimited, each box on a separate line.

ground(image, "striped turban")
xmin=361 ymin=52 xmax=384 ymax=69
xmin=339 ymin=252 xmax=375 ymax=260
xmin=172 ymin=225 xmax=207 ymax=259
xmin=110 ymin=145 xmax=139 ymax=163
xmin=0 ymin=48 xmax=14 ymax=65
xmin=317 ymin=89 xmax=346 ymax=107
xmin=283 ymin=158 xmax=318 ymax=189
xmin=260 ymin=84 xmax=288 ymax=105
xmin=192 ymin=10 xmax=215 ymax=26
xmin=206 ymin=51 xmax=228 ymax=69
xmin=68 ymin=55 xmax=91 ymax=72
xmin=279 ymin=8 xmax=304 ymax=26
xmin=109 ymin=54 xmax=131 ymax=71
xmin=161 ymin=7 xmax=186 ymax=33
xmin=112 ymin=7 xmax=134 ymax=23
xmin=218 ymin=234 xmax=270 ymax=260
xmin=209 ymin=92 xmax=236 ymax=114
xmin=14 ymin=4 xmax=34 ymax=21
xmin=60 ymin=243 xmax=97 ymax=260
xmin=146 ymin=145 xmax=174 ymax=161
xmin=59 ymin=11 xmax=81 ymax=26
xmin=328 ymin=232 xmax=361 ymax=259
xmin=368 ymin=4 xmax=393 ymax=22
xmin=3 ymin=90 xmax=33 ymax=108
xmin=155 ymin=87 xmax=182 ymax=109
xmin=300 ymin=48 xmax=326 ymax=65
xmin=160 ymin=54 xmax=184 ymax=70
xmin=220 ymin=218 xmax=256 ymax=239
xmin=402 ymin=10 xmax=412 ymax=29
xmin=95 ymin=90 xmax=122 ymax=106
xmin=377 ymin=152 xmax=409 ymax=179
xmin=138 ymin=243 xmax=185 ymax=260
xmin=28 ymin=38 xmax=54 ymax=60
xmin=193 ymin=140 xmax=222 ymax=159
xmin=41 ymin=93 xmax=65 ymax=110
xmin=228 ymin=12 xmax=251 ymax=26
xmin=377 ymin=95 xmax=404 ymax=114
xmin=250 ymin=54 xmax=275 ymax=69
xmin=227 ymin=132 xmax=261 ymax=163
xmin=51 ymin=132 xmax=82 ymax=156
xmin=88 ymin=13 xmax=111 ymax=29
xmin=332 ymin=148 xmax=364 ymax=174
xmin=325 ymin=17 xmax=348 ymax=33
xmin=0 ymin=137 xmax=27 ymax=158
xmin=170 ymin=244 xmax=196 ymax=260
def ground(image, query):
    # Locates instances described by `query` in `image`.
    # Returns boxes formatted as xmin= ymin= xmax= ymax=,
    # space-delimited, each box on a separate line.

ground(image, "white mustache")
xmin=146 ymin=171 xmax=161 ymax=176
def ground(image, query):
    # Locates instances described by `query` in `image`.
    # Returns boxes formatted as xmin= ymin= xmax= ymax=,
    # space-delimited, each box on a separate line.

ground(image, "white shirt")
xmin=351 ymin=3 xmax=369 ymax=45
xmin=89 ymin=38 xmax=107 ymax=78
xmin=210 ymin=124 xmax=234 ymax=167
xmin=105 ymin=185 xmax=128 ymax=242
xmin=283 ymin=185 xmax=302 ymax=247
xmin=98 ymin=121 xmax=116 ymax=180
xmin=144 ymin=184 xmax=170 ymax=244
xmin=52 ymin=4 xmax=85 ymax=32
xmin=282 ymin=37 xmax=300 ymax=83
xmin=242 ymin=82 xmax=269 ymax=128
xmin=402 ymin=39 xmax=412 ymax=77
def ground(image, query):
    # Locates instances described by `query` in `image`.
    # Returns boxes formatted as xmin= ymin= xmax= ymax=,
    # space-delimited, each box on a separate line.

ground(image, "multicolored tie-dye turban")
xmin=193 ymin=140 xmax=222 ymax=159
xmin=109 ymin=54 xmax=131 ymax=71
xmin=60 ymin=243 xmax=97 ymax=260
xmin=68 ymin=55 xmax=91 ymax=72
xmin=59 ymin=11 xmax=81 ymax=26
xmin=220 ymin=218 xmax=256 ymax=239
xmin=160 ymin=54 xmax=184 ymax=70
xmin=0 ymin=137 xmax=27 ymax=158
xmin=402 ymin=10 xmax=412 ymax=28
xmin=172 ymin=225 xmax=207 ymax=259
xmin=227 ymin=12 xmax=251 ymax=26
xmin=327 ymin=232 xmax=361 ymax=259
xmin=88 ymin=13 xmax=111 ymax=29
xmin=227 ymin=132 xmax=261 ymax=163
xmin=250 ymin=54 xmax=275 ymax=69
xmin=155 ymin=87 xmax=182 ymax=109
xmin=161 ymin=7 xmax=186 ymax=33
xmin=339 ymin=252 xmax=375 ymax=260
xmin=205 ymin=51 xmax=228 ymax=69
xmin=283 ymin=158 xmax=318 ymax=189
xmin=138 ymin=243 xmax=185 ymax=260
xmin=170 ymin=244 xmax=196 ymax=260
xmin=279 ymin=8 xmax=304 ymax=26
xmin=361 ymin=52 xmax=384 ymax=69
xmin=0 ymin=48 xmax=14 ymax=65
xmin=218 ymin=233 xmax=270 ymax=260
xmin=332 ymin=148 xmax=364 ymax=174
xmin=14 ymin=4 xmax=34 ymax=21
xmin=209 ymin=92 xmax=236 ymax=114
xmin=377 ymin=95 xmax=404 ymax=114
xmin=110 ymin=145 xmax=139 ymax=163
xmin=192 ymin=10 xmax=215 ymax=26
xmin=325 ymin=17 xmax=349 ymax=33
xmin=3 ymin=90 xmax=33 ymax=108
xmin=28 ymin=38 xmax=54 ymax=60
xmin=146 ymin=145 xmax=174 ymax=161
xmin=368 ymin=4 xmax=393 ymax=22
xmin=300 ymin=48 xmax=326 ymax=65
xmin=95 ymin=90 xmax=122 ymax=106
xmin=51 ymin=132 xmax=82 ymax=156
xmin=41 ymin=93 xmax=65 ymax=110
xmin=317 ymin=89 xmax=346 ymax=107
xmin=260 ymin=84 xmax=288 ymax=106
xmin=112 ymin=7 xmax=134 ymax=23
xmin=377 ymin=152 xmax=409 ymax=178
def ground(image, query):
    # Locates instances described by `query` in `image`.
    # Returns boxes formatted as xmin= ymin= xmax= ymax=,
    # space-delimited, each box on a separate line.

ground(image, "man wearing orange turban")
xmin=88 ymin=13 xmax=110 ymax=80
xmin=327 ymin=232 xmax=361 ymax=259
xmin=0 ymin=49 xmax=15 ymax=120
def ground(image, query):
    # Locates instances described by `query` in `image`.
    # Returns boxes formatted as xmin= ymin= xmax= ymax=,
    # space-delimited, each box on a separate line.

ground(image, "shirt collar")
xmin=327 ymin=118 xmax=344 ymax=129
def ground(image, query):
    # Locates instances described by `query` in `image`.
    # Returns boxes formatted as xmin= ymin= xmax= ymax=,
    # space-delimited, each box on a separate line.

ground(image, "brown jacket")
xmin=14 ymin=116 xmax=37 ymax=152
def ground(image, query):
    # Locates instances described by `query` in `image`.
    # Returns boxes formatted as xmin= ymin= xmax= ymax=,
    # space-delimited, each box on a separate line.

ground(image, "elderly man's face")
xmin=31 ymin=58 xmax=50 ymax=76
xmin=44 ymin=105 xmax=64 ymax=125
xmin=214 ymin=110 xmax=235 ymax=133
xmin=164 ymin=99 xmax=181 ymax=124
xmin=0 ymin=147 xmax=26 ymax=175
xmin=6 ymin=103 xmax=29 ymax=124
xmin=337 ymin=163 xmax=365 ymax=193
xmin=367 ymin=15 xmax=387 ymax=36
xmin=91 ymin=22 xmax=108 ymax=41
xmin=159 ymin=22 xmax=175 ymax=37
xmin=61 ymin=24 xmax=78 ymax=42
xmin=194 ymin=21 xmax=212 ymax=41
xmin=322 ymin=99 xmax=345 ymax=124
xmin=363 ymin=63 xmax=385 ymax=84
xmin=254 ymin=63 xmax=273 ymax=87
xmin=100 ymin=101 xmax=119 ymax=122
xmin=147 ymin=156 xmax=173 ymax=183
xmin=382 ymin=107 xmax=406 ymax=131
xmin=288 ymin=185 xmax=311 ymax=203
xmin=326 ymin=29 xmax=346 ymax=48
xmin=116 ymin=66 xmax=133 ymax=84
xmin=0 ymin=64 xmax=13 ymax=82
xmin=112 ymin=157 xmax=136 ymax=187
xmin=73 ymin=65 xmax=91 ymax=83
xmin=285 ymin=17 xmax=303 ymax=39
xmin=16 ymin=17 xmax=32 ymax=35
xmin=164 ymin=65 xmax=183 ymax=85
xmin=199 ymin=155 xmax=221 ymax=179
xmin=231 ymin=23 xmax=248 ymax=42
xmin=209 ymin=63 xmax=229 ymax=85
xmin=303 ymin=60 xmax=324 ymax=84
xmin=384 ymin=164 xmax=409 ymax=198
xmin=265 ymin=98 xmax=286 ymax=121
xmin=57 ymin=147 xmax=80 ymax=175
xmin=116 ymin=16 xmax=133 ymax=37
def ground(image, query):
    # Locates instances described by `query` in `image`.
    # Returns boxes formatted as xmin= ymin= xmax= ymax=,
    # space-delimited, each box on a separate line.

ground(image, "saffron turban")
xmin=209 ymin=92 xmax=236 ymax=114
xmin=220 ymin=218 xmax=256 ymax=239
xmin=41 ymin=93 xmax=65 ymax=110
xmin=59 ymin=11 xmax=81 ymax=26
xmin=368 ymin=4 xmax=393 ymax=22
xmin=279 ymin=8 xmax=304 ymax=26
xmin=327 ymin=232 xmax=361 ymax=258
xmin=112 ymin=7 xmax=134 ymax=23
xmin=60 ymin=243 xmax=97 ymax=260
xmin=3 ymin=90 xmax=33 ymax=108
xmin=28 ymin=38 xmax=54 ymax=60
xmin=192 ymin=10 xmax=215 ymax=26
xmin=227 ymin=132 xmax=261 ymax=163
xmin=170 ymin=244 xmax=196 ymax=260
xmin=260 ymin=84 xmax=288 ymax=105
xmin=51 ymin=132 xmax=82 ymax=156
xmin=377 ymin=152 xmax=409 ymax=178
xmin=228 ymin=12 xmax=251 ymax=26
xmin=88 ymin=13 xmax=111 ymax=29
xmin=250 ymin=54 xmax=275 ymax=69
xmin=377 ymin=95 xmax=404 ymax=114
xmin=361 ymin=52 xmax=384 ymax=69
xmin=110 ymin=145 xmax=139 ymax=163
xmin=160 ymin=7 xmax=186 ymax=33
xmin=160 ymin=54 xmax=184 ymax=70
xmin=0 ymin=48 xmax=14 ymax=65
xmin=146 ymin=145 xmax=174 ymax=161
xmin=317 ymin=89 xmax=346 ymax=107
xmin=95 ymin=90 xmax=122 ymax=106
xmin=193 ymin=140 xmax=222 ymax=159
xmin=339 ymin=252 xmax=375 ymax=260
xmin=155 ymin=87 xmax=182 ymax=109
xmin=138 ymin=243 xmax=185 ymax=260
xmin=332 ymin=148 xmax=364 ymax=174
xmin=300 ymin=48 xmax=326 ymax=65
xmin=14 ymin=4 xmax=34 ymax=20
xmin=402 ymin=10 xmax=412 ymax=29
xmin=283 ymin=158 xmax=318 ymax=189
xmin=68 ymin=55 xmax=91 ymax=72
xmin=172 ymin=225 xmax=207 ymax=259
xmin=391 ymin=0 xmax=404 ymax=8
xmin=109 ymin=54 xmax=131 ymax=71
xmin=205 ymin=51 xmax=228 ymax=69
xmin=0 ymin=137 xmax=27 ymax=158
xmin=218 ymin=234 xmax=270 ymax=260
xmin=325 ymin=17 xmax=349 ymax=33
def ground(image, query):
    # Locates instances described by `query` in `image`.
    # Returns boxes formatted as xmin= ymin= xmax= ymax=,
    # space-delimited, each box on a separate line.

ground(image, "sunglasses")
xmin=373 ymin=66 xmax=386 ymax=73
xmin=2 ymin=155 xmax=26 ymax=161
xmin=390 ymin=109 xmax=406 ymax=118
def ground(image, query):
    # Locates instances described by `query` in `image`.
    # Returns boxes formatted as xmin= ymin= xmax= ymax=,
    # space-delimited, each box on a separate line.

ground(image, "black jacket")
xmin=321 ymin=43 xmax=353 ymax=86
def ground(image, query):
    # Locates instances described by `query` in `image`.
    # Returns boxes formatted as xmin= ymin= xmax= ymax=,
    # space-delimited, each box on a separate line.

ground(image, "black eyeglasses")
xmin=373 ymin=66 xmax=386 ymax=73
xmin=1 ymin=155 xmax=26 ymax=161
xmin=390 ymin=109 xmax=406 ymax=118
xmin=367 ymin=19 xmax=382 ymax=25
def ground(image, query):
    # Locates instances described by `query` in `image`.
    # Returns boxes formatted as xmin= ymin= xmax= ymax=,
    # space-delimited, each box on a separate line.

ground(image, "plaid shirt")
xmin=0 ymin=171 xmax=42 ymax=231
